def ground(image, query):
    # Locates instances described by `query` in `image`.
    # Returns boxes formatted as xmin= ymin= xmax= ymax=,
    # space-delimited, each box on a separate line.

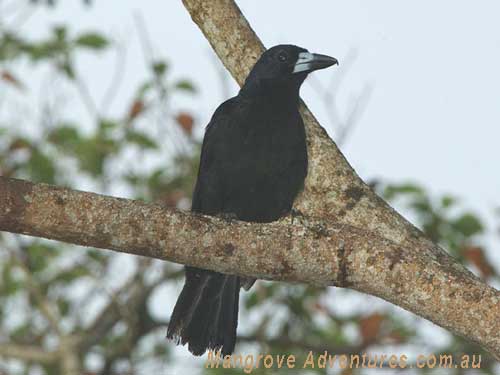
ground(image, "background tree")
xmin=0 ymin=1 xmax=499 ymax=374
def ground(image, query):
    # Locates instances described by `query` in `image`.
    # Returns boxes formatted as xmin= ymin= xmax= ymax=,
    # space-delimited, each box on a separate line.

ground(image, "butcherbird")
xmin=167 ymin=44 xmax=338 ymax=356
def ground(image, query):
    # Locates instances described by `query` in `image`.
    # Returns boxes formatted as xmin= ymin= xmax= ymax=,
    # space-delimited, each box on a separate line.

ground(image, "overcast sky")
xmin=4 ymin=0 xmax=500 ymax=372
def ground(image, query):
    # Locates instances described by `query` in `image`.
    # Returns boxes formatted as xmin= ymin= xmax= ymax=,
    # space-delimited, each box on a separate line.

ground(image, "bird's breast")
xmin=242 ymin=114 xmax=301 ymax=172
xmin=218 ymin=107 xmax=307 ymax=222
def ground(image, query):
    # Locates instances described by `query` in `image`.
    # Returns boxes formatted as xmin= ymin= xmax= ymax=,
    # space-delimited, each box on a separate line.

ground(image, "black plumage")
xmin=167 ymin=44 xmax=337 ymax=356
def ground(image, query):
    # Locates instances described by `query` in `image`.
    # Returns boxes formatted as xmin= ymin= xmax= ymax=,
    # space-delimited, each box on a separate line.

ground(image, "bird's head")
xmin=242 ymin=44 xmax=338 ymax=96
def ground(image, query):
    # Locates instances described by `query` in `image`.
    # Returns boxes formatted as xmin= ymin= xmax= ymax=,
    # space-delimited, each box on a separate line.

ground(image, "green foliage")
xmin=53 ymin=264 xmax=91 ymax=283
xmin=174 ymin=79 xmax=197 ymax=93
xmin=381 ymin=182 xmax=485 ymax=255
xmin=1 ymin=262 xmax=24 ymax=297
xmin=452 ymin=213 xmax=483 ymax=237
xmin=0 ymin=25 xmax=110 ymax=81
xmin=125 ymin=130 xmax=158 ymax=150
xmin=75 ymin=32 xmax=109 ymax=50
xmin=25 ymin=242 xmax=60 ymax=274
xmin=47 ymin=124 xmax=116 ymax=176
xmin=152 ymin=61 xmax=168 ymax=76
xmin=25 ymin=148 xmax=57 ymax=184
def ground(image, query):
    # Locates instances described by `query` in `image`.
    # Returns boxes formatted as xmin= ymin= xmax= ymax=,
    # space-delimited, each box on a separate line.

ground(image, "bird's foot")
xmin=289 ymin=208 xmax=305 ymax=224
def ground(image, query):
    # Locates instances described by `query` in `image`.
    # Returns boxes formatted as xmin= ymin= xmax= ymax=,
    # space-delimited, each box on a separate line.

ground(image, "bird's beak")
xmin=293 ymin=52 xmax=338 ymax=74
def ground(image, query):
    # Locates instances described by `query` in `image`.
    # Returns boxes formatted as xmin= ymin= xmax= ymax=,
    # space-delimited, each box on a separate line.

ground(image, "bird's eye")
xmin=277 ymin=51 xmax=288 ymax=62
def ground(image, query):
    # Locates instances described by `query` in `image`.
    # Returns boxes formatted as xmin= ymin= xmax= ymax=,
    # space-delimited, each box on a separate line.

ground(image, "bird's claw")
xmin=289 ymin=208 xmax=305 ymax=224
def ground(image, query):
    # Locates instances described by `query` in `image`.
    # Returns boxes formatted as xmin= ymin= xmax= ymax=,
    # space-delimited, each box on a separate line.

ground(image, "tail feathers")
xmin=167 ymin=267 xmax=240 ymax=356
xmin=214 ymin=275 xmax=239 ymax=351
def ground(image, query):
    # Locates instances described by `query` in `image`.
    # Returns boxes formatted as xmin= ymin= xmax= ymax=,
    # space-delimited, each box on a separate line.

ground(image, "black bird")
xmin=167 ymin=44 xmax=337 ymax=356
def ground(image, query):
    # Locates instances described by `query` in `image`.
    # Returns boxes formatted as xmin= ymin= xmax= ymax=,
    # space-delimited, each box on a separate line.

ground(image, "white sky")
xmin=3 ymin=0 xmax=500 ymax=372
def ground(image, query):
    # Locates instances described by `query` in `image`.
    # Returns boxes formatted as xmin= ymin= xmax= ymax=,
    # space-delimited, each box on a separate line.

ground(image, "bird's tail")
xmin=167 ymin=266 xmax=240 ymax=356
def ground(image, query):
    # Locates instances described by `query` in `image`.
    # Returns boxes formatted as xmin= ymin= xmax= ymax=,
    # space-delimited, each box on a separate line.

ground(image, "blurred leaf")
xmin=75 ymin=32 xmax=109 ymax=50
xmin=87 ymin=249 xmax=109 ymax=264
xmin=383 ymin=183 xmax=424 ymax=200
xmin=245 ymin=291 xmax=260 ymax=309
xmin=453 ymin=213 xmax=483 ymax=237
xmin=9 ymin=137 xmax=32 ymax=151
xmin=57 ymin=298 xmax=70 ymax=316
xmin=124 ymin=172 xmax=142 ymax=187
xmin=174 ymin=79 xmax=196 ymax=93
xmin=53 ymin=26 xmax=67 ymax=42
xmin=10 ymin=323 xmax=31 ymax=340
xmin=175 ymin=112 xmax=194 ymax=135
xmin=26 ymin=243 xmax=60 ymax=274
xmin=1 ymin=70 xmax=24 ymax=89
xmin=58 ymin=58 xmax=75 ymax=79
xmin=359 ymin=313 xmax=384 ymax=344
xmin=126 ymin=130 xmax=158 ymax=149
xmin=1 ymin=265 xmax=23 ymax=296
xmin=409 ymin=197 xmax=432 ymax=214
xmin=145 ymin=169 xmax=166 ymax=193
xmin=54 ymin=265 xmax=91 ymax=283
xmin=153 ymin=342 xmax=169 ymax=356
xmin=49 ymin=125 xmax=120 ymax=176
xmin=26 ymin=148 xmax=56 ymax=184
xmin=98 ymin=119 xmax=118 ymax=135
xmin=48 ymin=125 xmax=81 ymax=149
xmin=137 ymin=81 xmax=153 ymax=97
xmin=152 ymin=61 xmax=168 ymax=76
xmin=462 ymin=246 xmax=495 ymax=279
xmin=127 ymin=99 xmax=147 ymax=121
xmin=74 ymin=136 xmax=118 ymax=176
xmin=24 ymin=42 xmax=58 ymax=61
xmin=441 ymin=195 xmax=456 ymax=209
xmin=0 ymin=32 xmax=24 ymax=61
xmin=245 ymin=283 xmax=277 ymax=309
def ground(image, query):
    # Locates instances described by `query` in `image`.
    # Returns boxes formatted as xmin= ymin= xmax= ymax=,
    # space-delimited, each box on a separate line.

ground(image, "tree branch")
xmin=0 ymin=0 xmax=499 ymax=361
xmin=0 ymin=177 xmax=499 ymax=359
xmin=0 ymin=342 xmax=56 ymax=364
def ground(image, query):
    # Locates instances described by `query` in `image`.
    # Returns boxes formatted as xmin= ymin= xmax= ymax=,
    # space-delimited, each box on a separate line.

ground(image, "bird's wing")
xmin=190 ymin=97 xmax=257 ymax=292
xmin=191 ymin=97 xmax=245 ymax=215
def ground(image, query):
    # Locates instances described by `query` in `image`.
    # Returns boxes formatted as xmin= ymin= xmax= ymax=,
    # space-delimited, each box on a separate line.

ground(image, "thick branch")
xmin=1 ymin=177 xmax=499 ymax=360
xmin=0 ymin=177 xmax=351 ymax=285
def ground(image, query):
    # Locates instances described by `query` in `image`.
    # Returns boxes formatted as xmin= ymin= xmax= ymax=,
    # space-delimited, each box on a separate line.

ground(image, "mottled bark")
xmin=0 ymin=0 xmax=499 ymax=361
xmin=0 ymin=177 xmax=499 ymax=359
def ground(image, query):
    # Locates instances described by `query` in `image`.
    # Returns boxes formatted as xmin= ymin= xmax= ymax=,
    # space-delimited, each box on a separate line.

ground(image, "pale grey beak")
xmin=293 ymin=52 xmax=338 ymax=74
